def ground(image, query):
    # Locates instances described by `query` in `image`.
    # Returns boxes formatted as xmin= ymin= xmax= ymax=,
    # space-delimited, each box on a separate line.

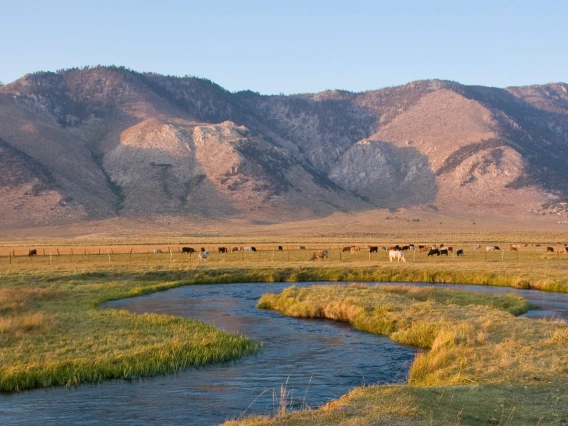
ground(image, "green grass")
xmin=230 ymin=284 xmax=568 ymax=425
xmin=0 ymin=269 xmax=261 ymax=392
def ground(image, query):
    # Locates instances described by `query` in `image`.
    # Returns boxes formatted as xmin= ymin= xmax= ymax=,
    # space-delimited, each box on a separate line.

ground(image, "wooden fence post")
xmin=9 ymin=253 xmax=11 ymax=264
xmin=57 ymin=249 xmax=60 ymax=256
xmin=129 ymin=249 xmax=132 ymax=263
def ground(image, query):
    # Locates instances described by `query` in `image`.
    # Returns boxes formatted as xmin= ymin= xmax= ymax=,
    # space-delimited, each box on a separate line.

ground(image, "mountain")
xmin=1 ymin=66 xmax=567 ymax=229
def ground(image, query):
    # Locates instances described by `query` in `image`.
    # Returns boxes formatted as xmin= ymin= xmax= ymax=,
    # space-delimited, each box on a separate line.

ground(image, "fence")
xmin=2 ymin=244 xmax=567 ymax=267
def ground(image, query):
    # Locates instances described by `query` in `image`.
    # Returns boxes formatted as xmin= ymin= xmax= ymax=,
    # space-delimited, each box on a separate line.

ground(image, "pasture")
xmin=1 ymin=237 xmax=568 ymax=424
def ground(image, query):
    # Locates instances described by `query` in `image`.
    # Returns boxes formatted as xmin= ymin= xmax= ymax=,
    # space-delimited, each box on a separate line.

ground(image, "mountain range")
xmin=1 ymin=66 xmax=567 ymax=230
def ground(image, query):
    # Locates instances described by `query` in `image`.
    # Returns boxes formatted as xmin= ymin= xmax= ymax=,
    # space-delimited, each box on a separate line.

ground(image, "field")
xmin=1 ymin=235 xmax=568 ymax=423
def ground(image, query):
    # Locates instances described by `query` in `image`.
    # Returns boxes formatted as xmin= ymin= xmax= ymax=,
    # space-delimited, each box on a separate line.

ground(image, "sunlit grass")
xmin=233 ymin=284 xmax=568 ymax=425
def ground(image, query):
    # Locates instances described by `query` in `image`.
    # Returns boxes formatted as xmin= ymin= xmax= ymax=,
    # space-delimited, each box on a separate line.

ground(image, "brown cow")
xmin=546 ymin=247 xmax=554 ymax=253
xmin=342 ymin=246 xmax=351 ymax=252
xmin=310 ymin=250 xmax=328 ymax=261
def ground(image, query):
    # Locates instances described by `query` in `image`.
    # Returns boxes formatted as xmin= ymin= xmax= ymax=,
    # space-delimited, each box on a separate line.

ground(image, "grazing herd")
xmin=19 ymin=243 xmax=568 ymax=264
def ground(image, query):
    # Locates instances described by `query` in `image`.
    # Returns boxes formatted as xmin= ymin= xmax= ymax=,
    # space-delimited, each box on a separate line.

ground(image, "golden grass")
xmin=240 ymin=284 xmax=568 ymax=425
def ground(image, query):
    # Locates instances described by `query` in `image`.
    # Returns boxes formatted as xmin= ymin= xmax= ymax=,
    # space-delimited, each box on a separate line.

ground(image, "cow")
xmin=556 ymin=246 xmax=566 ymax=254
xmin=244 ymin=247 xmax=254 ymax=252
xmin=546 ymin=247 xmax=554 ymax=253
xmin=299 ymin=246 xmax=306 ymax=250
xmin=28 ymin=249 xmax=37 ymax=257
xmin=218 ymin=247 xmax=228 ymax=254
xmin=381 ymin=246 xmax=387 ymax=251
xmin=447 ymin=247 xmax=453 ymax=253
xmin=439 ymin=243 xmax=445 ymax=248
xmin=400 ymin=245 xmax=410 ymax=251
xmin=389 ymin=250 xmax=406 ymax=262
xmin=418 ymin=245 xmax=425 ymax=250
xmin=486 ymin=246 xmax=496 ymax=252
xmin=456 ymin=249 xmax=464 ymax=256
xmin=350 ymin=246 xmax=361 ymax=253
xmin=388 ymin=245 xmax=402 ymax=251
xmin=342 ymin=246 xmax=352 ymax=252
xmin=428 ymin=248 xmax=440 ymax=256
xmin=420 ymin=246 xmax=430 ymax=253
xmin=181 ymin=247 xmax=195 ymax=254
xmin=232 ymin=247 xmax=240 ymax=252
xmin=310 ymin=250 xmax=328 ymax=261
xmin=440 ymin=248 xmax=449 ymax=256
xmin=153 ymin=248 xmax=162 ymax=254
xmin=510 ymin=245 xmax=518 ymax=251
xmin=369 ymin=246 xmax=379 ymax=253
xmin=278 ymin=246 xmax=283 ymax=251
xmin=198 ymin=251 xmax=209 ymax=261
xmin=474 ymin=245 xmax=481 ymax=251
xmin=494 ymin=246 xmax=501 ymax=251
xmin=409 ymin=244 xmax=415 ymax=250
xmin=251 ymin=247 xmax=257 ymax=252
xmin=201 ymin=247 xmax=206 ymax=253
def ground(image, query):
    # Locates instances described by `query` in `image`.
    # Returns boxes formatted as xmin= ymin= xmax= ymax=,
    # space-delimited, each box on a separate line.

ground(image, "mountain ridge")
xmin=1 ymin=66 xmax=567 ymax=229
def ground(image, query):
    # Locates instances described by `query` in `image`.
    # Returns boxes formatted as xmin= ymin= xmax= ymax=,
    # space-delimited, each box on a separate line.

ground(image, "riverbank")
xmin=1 ymin=261 xmax=567 ymax=393
xmin=233 ymin=284 xmax=568 ymax=425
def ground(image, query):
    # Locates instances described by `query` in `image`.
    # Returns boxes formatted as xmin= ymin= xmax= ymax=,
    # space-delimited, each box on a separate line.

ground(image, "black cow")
xmin=456 ymin=249 xmax=464 ymax=256
xmin=278 ymin=246 xmax=283 ymax=251
xmin=181 ymin=247 xmax=195 ymax=254
xmin=369 ymin=246 xmax=378 ymax=253
xmin=28 ymin=249 xmax=37 ymax=257
xmin=218 ymin=247 xmax=228 ymax=254
xmin=494 ymin=246 xmax=500 ymax=251
xmin=401 ymin=245 xmax=410 ymax=251
xmin=251 ymin=247 xmax=257 ymax=252
xmin=427 ymin=249 xmax=440 ymax=256
xmin=440 ymin=248 xmax=449 ymax=256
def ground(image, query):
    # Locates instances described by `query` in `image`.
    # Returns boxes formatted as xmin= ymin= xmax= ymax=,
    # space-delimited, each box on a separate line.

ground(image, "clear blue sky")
xmin=1 ymin=0 xmax=566 ymax=94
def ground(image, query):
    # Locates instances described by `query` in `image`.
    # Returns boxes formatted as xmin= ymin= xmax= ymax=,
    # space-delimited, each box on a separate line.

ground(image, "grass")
xmin=228 ymin=284 xmax=568 ymax=425
xmin=2 ymin=249 xmax=568 ymax=422
xmin=0 ymin=268 xmax=261 ymax=392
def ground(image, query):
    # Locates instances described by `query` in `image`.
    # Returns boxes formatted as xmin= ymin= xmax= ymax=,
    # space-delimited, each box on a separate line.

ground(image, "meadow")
xmin=1 ymin=241 xmax=568 ymax=424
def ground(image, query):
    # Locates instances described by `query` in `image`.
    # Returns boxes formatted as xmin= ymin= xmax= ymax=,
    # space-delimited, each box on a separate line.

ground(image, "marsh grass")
xmin=245 ymin=284 xmax=568 ymax=425
xmin=0 ymin=269 xmax=261 ymax=392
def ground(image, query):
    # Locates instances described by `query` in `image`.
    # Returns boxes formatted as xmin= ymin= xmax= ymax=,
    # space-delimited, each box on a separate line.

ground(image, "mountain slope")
xmin=0 ymin=67 xmax=566 ymax=228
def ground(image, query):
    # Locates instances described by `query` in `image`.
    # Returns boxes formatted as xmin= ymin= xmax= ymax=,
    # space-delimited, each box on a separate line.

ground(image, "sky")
xmin=1 ymin=0 xmax=566 ymax=95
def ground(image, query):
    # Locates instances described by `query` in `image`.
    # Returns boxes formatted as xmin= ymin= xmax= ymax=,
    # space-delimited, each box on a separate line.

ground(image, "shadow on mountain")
xmin=329 ymin=141 xmax=438 ymax=210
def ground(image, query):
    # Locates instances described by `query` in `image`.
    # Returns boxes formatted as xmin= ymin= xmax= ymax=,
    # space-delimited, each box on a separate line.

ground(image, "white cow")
xmin=153 ymin=248 xmax=162 ymax=254
xmin=486 ymin=246 xmax=496 ymax=252
xmin=244 ymin=247 xmax=253 ymax=252
xmin=198 ymin=251 xmax=209 ymax=261
xmin=389 ymin=250 xmax=406 ymax=262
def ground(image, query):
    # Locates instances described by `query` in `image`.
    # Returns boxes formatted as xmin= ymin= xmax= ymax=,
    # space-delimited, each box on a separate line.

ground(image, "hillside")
xmin=0 ymin=67 xmax=567 ymax=230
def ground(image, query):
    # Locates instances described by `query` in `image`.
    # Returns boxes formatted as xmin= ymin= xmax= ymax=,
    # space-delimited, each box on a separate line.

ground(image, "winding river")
xmin=1 ymin=282 xmax=567 ymax=425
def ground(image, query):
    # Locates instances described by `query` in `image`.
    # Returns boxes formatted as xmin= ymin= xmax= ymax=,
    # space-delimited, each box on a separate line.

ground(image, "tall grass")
xmin=243 ymin=284 xmax=568 ymax=425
